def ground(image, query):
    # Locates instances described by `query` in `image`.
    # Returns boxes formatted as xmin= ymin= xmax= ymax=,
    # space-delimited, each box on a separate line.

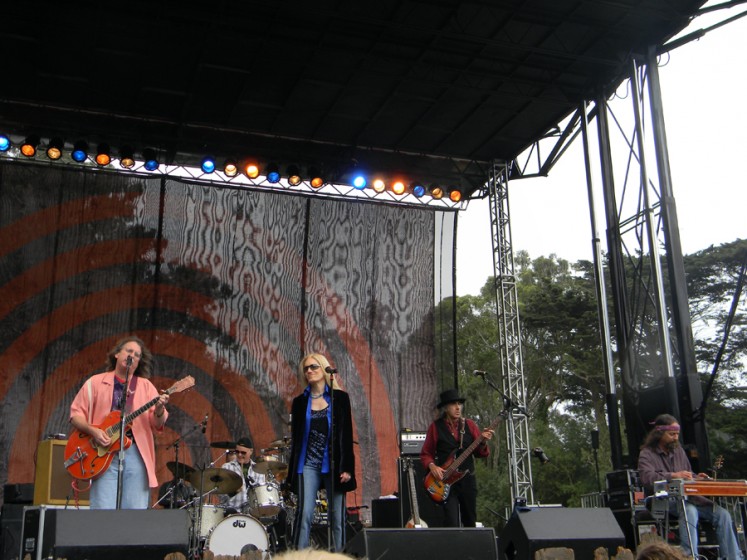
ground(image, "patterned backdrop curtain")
xmin=0 ymin=161 xmax=456 ymax=512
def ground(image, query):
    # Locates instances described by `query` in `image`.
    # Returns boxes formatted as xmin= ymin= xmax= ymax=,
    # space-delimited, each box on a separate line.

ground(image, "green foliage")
xmin=446 ymin=240 xmax=746 ymax=523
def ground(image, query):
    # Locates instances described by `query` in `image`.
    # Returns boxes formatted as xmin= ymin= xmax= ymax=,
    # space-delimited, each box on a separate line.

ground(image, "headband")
xmin=655 ymin=423 xmax=680 ymax=432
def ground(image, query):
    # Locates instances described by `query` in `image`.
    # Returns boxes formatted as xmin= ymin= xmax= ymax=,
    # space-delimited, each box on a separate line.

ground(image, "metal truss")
xmin=589 ymin=51 xmax=707 ymax=465
xmin=487 ymin=159 xmax=535 ymax=505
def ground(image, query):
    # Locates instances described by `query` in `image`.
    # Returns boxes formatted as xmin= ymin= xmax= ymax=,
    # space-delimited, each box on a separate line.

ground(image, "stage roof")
xmin=0 ymin=0 xmax=706 ymax=197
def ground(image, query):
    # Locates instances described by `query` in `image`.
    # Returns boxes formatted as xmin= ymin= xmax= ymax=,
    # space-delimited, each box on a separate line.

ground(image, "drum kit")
xmin=158 ymin=437 xmax=296 ymax=558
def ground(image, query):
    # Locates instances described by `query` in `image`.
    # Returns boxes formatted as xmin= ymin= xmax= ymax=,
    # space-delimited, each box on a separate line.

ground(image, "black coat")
xmin=286 ymin=388 xmax=357 ymax=494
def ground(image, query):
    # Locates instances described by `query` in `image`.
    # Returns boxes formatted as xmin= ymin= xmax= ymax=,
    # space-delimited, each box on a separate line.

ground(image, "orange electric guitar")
xmin=423 ymin=415 xmax=502 ymax=504
xmin=64 ymin=376 xmax=195 ymax=480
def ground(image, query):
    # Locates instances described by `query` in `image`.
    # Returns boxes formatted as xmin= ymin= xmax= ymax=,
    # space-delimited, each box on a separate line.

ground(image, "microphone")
xmin=473 ymin=370 xmax=487 ymax=377
xmin=325 ymin=366 xmax=337 ymax=374
xmin=126 ymin=355 xmax=133 ymax=366
xmin=201 ymin=414 xmax=208 ymax=434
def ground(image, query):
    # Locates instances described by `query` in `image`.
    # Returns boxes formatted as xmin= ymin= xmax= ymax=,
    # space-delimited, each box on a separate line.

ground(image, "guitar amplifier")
xmin=400 ymin=431 xmax=426 ymax=456
xmin=33 ymin=439 xmax=90 ymax=506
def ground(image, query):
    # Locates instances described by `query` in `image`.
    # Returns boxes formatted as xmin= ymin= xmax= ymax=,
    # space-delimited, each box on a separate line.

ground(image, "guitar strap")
xmin=87 ymin=379 xmax=93 ymax=420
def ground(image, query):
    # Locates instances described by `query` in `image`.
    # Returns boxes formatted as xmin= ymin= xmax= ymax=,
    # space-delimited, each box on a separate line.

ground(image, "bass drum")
xmin=206 ymin=514 xmax=270 ymax=557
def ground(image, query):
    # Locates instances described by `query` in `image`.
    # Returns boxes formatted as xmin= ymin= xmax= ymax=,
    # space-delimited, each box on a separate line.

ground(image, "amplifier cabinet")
xmin=33 ymin=439 xmax=90 ymax=506
xmin=400 ymin=431 xmax=426 ymax=456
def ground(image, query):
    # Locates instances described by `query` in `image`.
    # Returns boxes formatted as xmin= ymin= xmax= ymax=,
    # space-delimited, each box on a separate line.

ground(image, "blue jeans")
xmin=676 ymin=500 xmax=743 ymax=560
xmin=90 ymin=442 xmax=150 ymax=509
xmin=294 ymin=466 xmax=345 ymax=551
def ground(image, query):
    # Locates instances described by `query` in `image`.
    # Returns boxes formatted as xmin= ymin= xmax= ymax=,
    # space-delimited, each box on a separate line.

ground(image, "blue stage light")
xmin=0 ymin=135 xmax=11 ymax=152
xmin=143 ymin=149 xmax=159 ymax=171
xmin=72 ymin=141 xmax=88 ymax=162
xmin=201 ymin=156 xmax=216 ymax=174
xmin=412 ymin=183 xmax=426 ymax=197
xmin=352 ymin=174 xmax=367 ymax=189
xmin=266 ymin=163 xmax=280 ymax=183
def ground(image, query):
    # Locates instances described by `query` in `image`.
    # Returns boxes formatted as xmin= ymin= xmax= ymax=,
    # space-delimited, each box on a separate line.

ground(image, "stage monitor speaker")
xmin=346 ymin=527 xmax=497 ymax=560
xmin=33 ymin=439 xmax=90 ymax=505
xmin=21 ymin=507 xmax=190 ymax=560
xmin=398 ymin=457 xmax=444 ymax=527
xmin=499 ymin=507 xmax=625 ymax=560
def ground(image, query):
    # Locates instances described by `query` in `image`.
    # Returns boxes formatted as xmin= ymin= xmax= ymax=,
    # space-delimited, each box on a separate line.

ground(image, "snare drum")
xmin=206 ymin=514 xmax=269 ymax=556
xmin=195 ymin=504 xmax=225 ymax=537
xmin=248 ymin=482 xmax=282 ymax=517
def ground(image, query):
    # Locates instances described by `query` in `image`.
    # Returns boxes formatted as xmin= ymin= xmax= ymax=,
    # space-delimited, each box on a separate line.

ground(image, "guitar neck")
xmin=105 ymin=395 xmax=161 ymax=437
xmin=406 ymin=459 xmax=421 ymax=524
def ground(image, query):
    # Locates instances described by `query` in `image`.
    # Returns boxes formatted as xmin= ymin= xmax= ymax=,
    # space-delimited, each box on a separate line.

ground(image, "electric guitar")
xmin=64 ymin=376 xmax=195 ymax=480
xmin=404 ymin=457 xmax=428 ymax=528
xmin=423 ymin=415 xmax=502 ymax=504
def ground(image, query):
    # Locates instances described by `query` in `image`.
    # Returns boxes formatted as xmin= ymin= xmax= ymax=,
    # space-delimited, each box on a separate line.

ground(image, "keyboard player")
xmin=638 ymin=414 xmax=743 ymax=560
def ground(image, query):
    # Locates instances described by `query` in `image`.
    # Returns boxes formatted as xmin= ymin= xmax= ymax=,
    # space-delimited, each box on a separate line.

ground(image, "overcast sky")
xmin=456 ymin=6 xmax=747 ymax=297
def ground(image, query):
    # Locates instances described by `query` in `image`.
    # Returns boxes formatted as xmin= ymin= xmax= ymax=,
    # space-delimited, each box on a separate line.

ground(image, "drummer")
xmin=221 ymin=436 xmax=265 ymax=513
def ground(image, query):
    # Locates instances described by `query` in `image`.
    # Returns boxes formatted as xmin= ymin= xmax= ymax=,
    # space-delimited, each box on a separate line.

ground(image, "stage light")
xmin=411 ymin=182 xmax=426 ymax=198
xmin=95 ymin=143 xmax=111 ymax=166
xmin=287 ymin=165 xmax=302 ymax=186
xmin=119 ymin=146 xmax=135 ymax=169
xmin=46 ymin=137 xmax=64 ymax=160
xmin=21 ymin=135 xmax=40 ymax=157
xmin=143 ymin=149 xmax=159 ymax=171
xmin=391 ymin=180 xmax=406 ymax=195
xmin=72 ymin=141 xmax=88 ymax=162
xmin=244 ymin=162 xmax=260 ymax=179
xmin=308 ymin=167 xmax=324 ymax=188
xmin=224 ymin=160 xmax=238 ymax=177
xmin=449 ymin=186 xmax=462 ymax=202
xmin=352 ymin=173 xmax=367 ymax=189
xmin=533 ymin=447 xmax=550 ymax=465
xmin=428 ymin=184 xmax=444 ymax=200
xmin=201 ymin=156 xmax=216 ymax=174
xmin=372 ymin=179 xmax=386 ymax=193
xmin=266 ymin=163 xmax=280 ymax=184
xmin=0 ymin=134 xmax=10 ymax=152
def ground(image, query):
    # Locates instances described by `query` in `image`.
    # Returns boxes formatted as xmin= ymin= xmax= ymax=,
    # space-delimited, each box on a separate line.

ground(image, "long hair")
xmin=641 ymin=413 xmax=679 ymax=450
xmin=298 ymin=353 xmax=341 ymax=389
xmin=105 ymin=335 xmax=153 ymax=379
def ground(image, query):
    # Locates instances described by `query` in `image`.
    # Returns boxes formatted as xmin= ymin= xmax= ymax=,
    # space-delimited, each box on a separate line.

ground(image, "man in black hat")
xmin=221 ymin=436 xmax=266 ymax=512
xmin=420 ymin=388 xmax=494 ymax=527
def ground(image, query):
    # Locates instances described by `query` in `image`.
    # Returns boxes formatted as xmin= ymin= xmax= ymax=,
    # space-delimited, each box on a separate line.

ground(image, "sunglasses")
xmin=302 ymin=364 xmax=321 ymax=371
xmin=236 ymin=451 xmax=250 ymax=455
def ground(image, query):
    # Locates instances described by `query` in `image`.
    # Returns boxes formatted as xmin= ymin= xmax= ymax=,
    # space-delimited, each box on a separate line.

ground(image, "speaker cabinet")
xmin=398 ymin=458 xmax=444 ymax=528
xmin=372 ymin=498 xmax=402 ymax=528
xmin=346 ymin=527 xmax=498 ymax=560
xmin=1 ymin=503 xmax=24 ymax=560
xmin=499 ymin=507 xmax=625 ymax=560
xmin=21 ymin=507 xmax=190 ymax=560
xmin=33 ymin=439 xmax=90 ymax=505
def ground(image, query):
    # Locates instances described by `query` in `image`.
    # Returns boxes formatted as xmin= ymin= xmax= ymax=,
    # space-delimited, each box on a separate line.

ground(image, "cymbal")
xmin=254 ymin=458 xmax=288 ymax=476
xmin=268 ymin=437 xmax=291 ymax=448
xmin=166 ymin=461 xmax=196 ymax=478
xmin=210 ymin=440 xmax=237 ymax=449
xmin=187 ymin=468 xmax=242 ymax=495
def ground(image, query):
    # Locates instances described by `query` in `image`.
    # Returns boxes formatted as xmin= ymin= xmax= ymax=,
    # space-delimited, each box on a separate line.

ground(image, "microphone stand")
xmin=327 ymin=369 xmax=336 ymax=552
xmin=157 ymin=420 xmax=203 ymax=509
xmin=115 ymin=356 xmax=133 ymax=510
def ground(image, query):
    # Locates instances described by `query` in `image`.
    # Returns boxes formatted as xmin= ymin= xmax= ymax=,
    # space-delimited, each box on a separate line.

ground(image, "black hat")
xmin=437 ymin=388 xmax=466 ymax=409
xmin=236 ymin=437 xmax=254 ymax=449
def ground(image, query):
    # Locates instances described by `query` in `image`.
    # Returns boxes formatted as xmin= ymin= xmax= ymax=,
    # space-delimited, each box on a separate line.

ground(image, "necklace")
xmin=310 ymin=392 xmax=324 ymax=399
